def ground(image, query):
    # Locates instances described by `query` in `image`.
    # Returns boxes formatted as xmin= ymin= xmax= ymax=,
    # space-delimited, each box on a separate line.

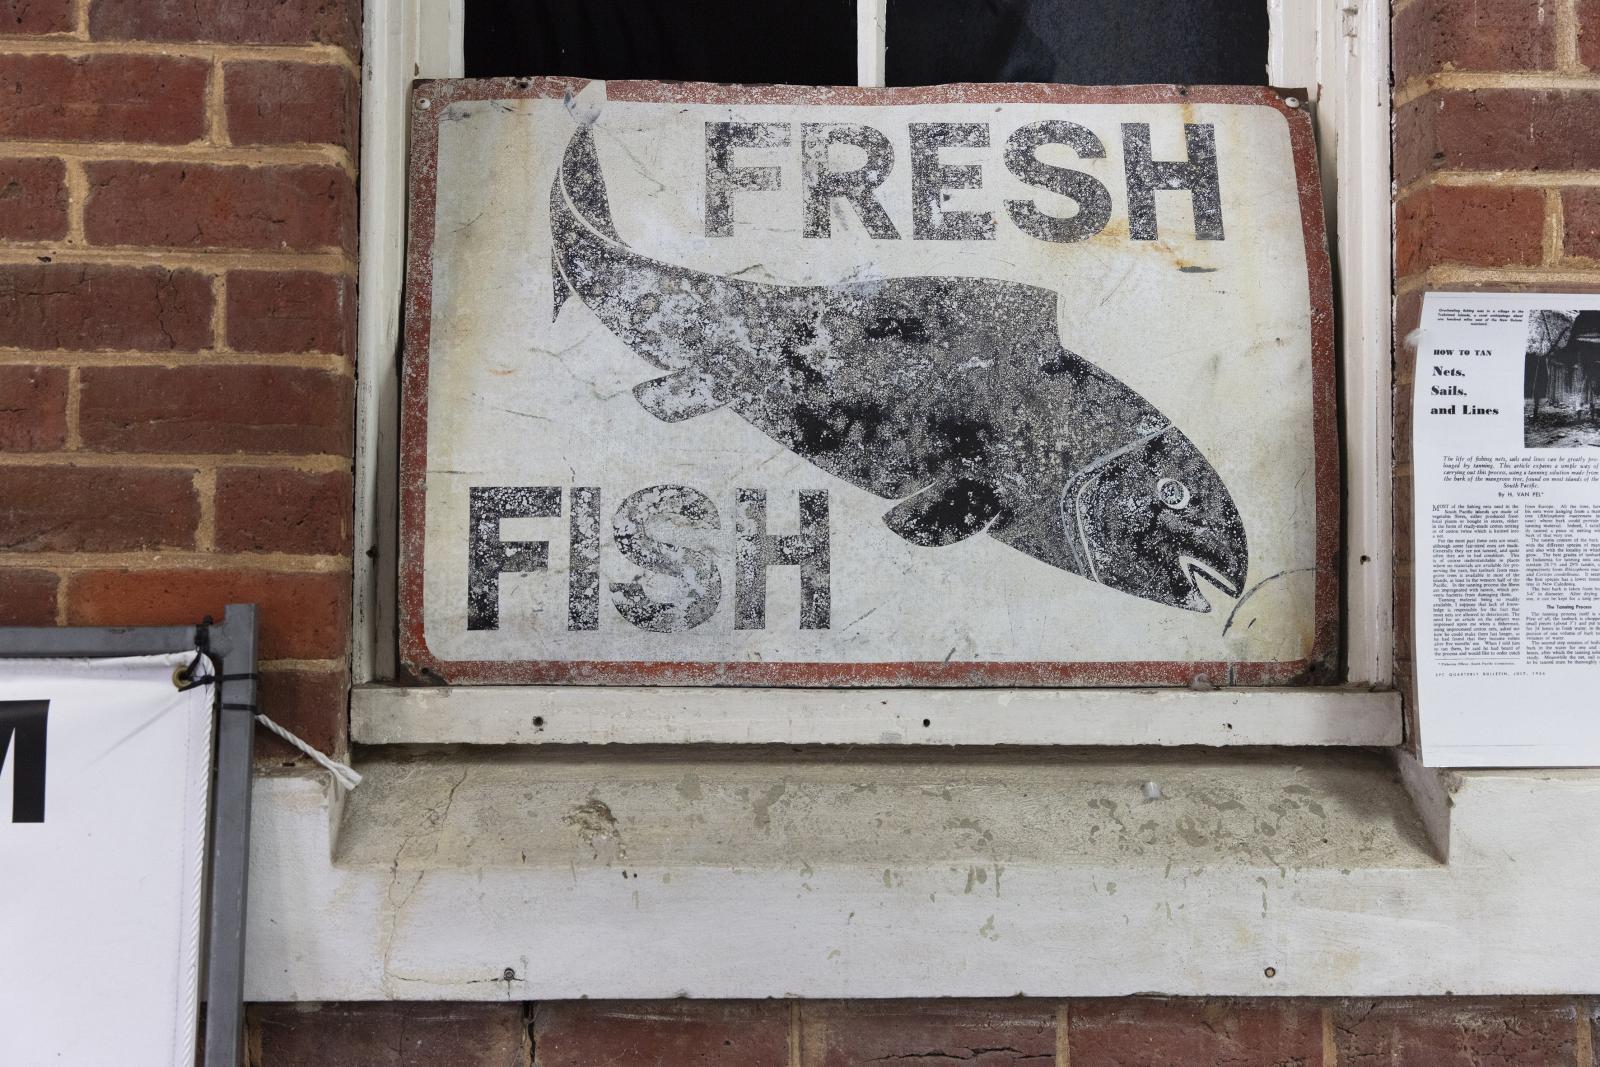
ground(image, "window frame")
xmin=348 ymin=0 xmax=1398 ymax=748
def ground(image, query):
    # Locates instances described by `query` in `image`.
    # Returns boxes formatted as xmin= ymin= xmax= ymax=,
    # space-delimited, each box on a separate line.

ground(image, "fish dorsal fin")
xmin=632 ymin=369 xmax=728 ymax=422
xmin=559 ymin=125 xmax=620 ymax=242
xmin=884 ymin=477 xmax=1003 ymax=547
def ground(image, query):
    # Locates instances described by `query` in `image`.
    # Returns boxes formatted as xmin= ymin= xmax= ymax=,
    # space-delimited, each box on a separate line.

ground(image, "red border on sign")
xmin=398 ymin=78 xmax=1339 ymax=687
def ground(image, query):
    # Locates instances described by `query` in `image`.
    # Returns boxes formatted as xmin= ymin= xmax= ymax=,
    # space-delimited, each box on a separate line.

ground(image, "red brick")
xmin=1393 ymin=0 xmax=1555 ymax=83
xmin=0 ymin=0 xmax=72 ymax=34
xmin=1582 ymin=0 xmax=1600 ymax=69
xmin=79 ymin=366 xmax=350 ymax=454
xmin=66 ymin=567 xmax=349 ymax=659
xmin=1395 ymin=184 xmax=1544 ymax=276
xmin=0 ymin=365 xmax=67 ymax=450
xmin=89 ymin=0 xmax=359 ymax=52
xmin=1562 ymin=188 xmax=1600 ymax=261
xmin=1068 ymin=999 xmax=1322 ymax=1067
xmin=0 ymin=263 xmax=213 ymax=351
xmin=251 ymin=1003 xmax=527 ymax=1066
xmin=224 ymin=60 xmax=357 ymax=150
xmin=84 ymin=162 xmax=355 ymax=253
xmin=216 ymin=467 xmax=351 ymax=554
xmin=805 ymin=1002 xmax=1055 ymax=1067
xmin=0 ymin=567 xmax=57 ymax=624
xmin=1396 ymin=90 xmax=1600 ymax=184
xmin=0 ymin=158 xmax=67 ymax=241
xmin=256 ymin=666 xmax=347 ymax=763
xmin=226 ymin=269 xmax=353 ymax=355
xmin=0 ymin=53 xmax=207 ymax=144
xmin=0 ymin=465 xmax=197 ymax=551
xmin=534 ymin=1002 xmax=788 ymax=1067
xmin=1333 ymin=998 xmax=1583 ymax=1066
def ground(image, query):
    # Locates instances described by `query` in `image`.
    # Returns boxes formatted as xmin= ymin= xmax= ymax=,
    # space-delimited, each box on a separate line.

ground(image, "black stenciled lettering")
xmin=0 ymin=700 xmax=48 ymax=824
xmin=610 ymin=485 xmax=722 ymax=632
xmin=1004 ymin=120 xmax=1112 ymax=243
xmin=801 ymin=123 xmax=900 ymax=239
xmin=909 ymin=122 xmax=995 ymax=241
xmin=734 ymin=489 xmax=831 ymax=630
xmin=467 ymin=486 xmax=560 ymax=631
xmin=704 ymin=122 xmax=791 ymax=238
xmin=567 ymin=486 xmax=601 ymax=631
xmin=1122 ymin=123 xmax=1224 ymax=241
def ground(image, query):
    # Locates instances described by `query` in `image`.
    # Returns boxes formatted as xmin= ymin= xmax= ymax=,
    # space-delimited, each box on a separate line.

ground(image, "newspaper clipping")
xmin=1415 ymin=292 xmax=1600 ymax=766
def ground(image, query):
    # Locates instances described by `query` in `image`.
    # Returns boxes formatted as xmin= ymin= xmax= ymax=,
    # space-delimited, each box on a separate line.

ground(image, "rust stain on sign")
xmin=399 ymin=79 xmax=1337 ymax=687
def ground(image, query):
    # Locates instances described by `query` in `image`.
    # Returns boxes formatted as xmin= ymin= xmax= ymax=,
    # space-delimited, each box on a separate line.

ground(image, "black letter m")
xmin=0 ymin=700 xmax=47 ymax=823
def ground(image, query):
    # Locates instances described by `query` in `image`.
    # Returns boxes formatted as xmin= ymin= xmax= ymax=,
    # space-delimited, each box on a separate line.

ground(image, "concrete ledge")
xmin=243 ymin=749 xmax=1600 ymax=999
xmin=352 ymin=685 xmax=1405 ymax=748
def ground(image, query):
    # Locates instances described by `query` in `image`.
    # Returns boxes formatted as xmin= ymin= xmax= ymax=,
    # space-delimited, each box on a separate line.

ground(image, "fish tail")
xmin=551 ymin=124 xmax=621 ymax=322
xmin=558 ymin=125 xmax=620 ymax=241
xmin=551 ymin=249 xmax=569 ymax=321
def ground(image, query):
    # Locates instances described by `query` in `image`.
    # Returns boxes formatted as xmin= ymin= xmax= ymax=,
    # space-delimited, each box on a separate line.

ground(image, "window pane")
xmin=885 ymin=0 xmax=1269 ymax=86
xmin=465 ymin=0 xmax=856 ymax=83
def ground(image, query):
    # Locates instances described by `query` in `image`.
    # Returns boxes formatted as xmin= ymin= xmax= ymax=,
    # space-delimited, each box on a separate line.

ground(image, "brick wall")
xmin=248 ymin=998 xmax=1600 ymax=1065
xmin=0 ymin=0 xmax=359 ymax=760
xmin=1391 ymin=0 xmax=1600 ymax=716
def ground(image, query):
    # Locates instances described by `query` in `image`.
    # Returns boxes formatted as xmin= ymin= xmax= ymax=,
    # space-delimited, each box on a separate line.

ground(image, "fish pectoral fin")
xmin=632 ymin=370 xmax=728 ymax=423
xmin=883 ymin=477 xmax=1003 ymax=547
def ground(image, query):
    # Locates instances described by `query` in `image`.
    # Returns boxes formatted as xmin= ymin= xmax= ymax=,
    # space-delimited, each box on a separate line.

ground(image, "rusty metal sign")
xmin=399 ymin=79 xmax=1336 ymax=686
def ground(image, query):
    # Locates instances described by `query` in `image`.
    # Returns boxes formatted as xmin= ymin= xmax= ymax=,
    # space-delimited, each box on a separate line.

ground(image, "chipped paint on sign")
xmin=399 ymin=79 xmax=1337 ymax=686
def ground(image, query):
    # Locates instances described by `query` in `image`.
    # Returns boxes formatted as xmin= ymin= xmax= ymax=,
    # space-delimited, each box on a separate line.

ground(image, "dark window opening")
xmin=465 ymin=0 xmax=856 ymax=83
xmin=885 ymin=0 xmax=1269 ymax=86
xmin=465 ymin=0 xmax=1267 ymax=87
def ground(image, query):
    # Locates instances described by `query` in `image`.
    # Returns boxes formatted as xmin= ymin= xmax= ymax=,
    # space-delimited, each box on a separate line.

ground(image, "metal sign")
xmin=400 ymin=79 xmax=1336 ymax=686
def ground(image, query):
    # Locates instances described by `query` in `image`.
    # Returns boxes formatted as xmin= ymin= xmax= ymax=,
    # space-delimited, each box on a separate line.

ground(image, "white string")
xmin=254 ymin=714 xmax=362 ymax=790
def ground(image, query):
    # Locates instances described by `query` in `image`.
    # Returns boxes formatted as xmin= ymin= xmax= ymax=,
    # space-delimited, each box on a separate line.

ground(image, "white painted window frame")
xmin=350 ymin=0 xmax=1397 ymax=748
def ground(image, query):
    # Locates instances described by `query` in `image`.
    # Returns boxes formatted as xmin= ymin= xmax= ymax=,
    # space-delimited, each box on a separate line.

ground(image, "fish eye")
xmin=1156 ymin=477 xmax=1191 ymax=510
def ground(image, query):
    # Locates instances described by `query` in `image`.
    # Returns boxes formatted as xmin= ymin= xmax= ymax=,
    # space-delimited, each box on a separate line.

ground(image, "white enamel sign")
xmin=0 ymin=653 xmax=212 ymax=1065
xmin=400 ymin=79 xmax=1336 ymax=686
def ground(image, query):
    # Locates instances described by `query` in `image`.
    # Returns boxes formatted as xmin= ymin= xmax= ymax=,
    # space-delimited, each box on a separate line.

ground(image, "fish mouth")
xmin=1180 ymin=555 xmax=1244 ymax=613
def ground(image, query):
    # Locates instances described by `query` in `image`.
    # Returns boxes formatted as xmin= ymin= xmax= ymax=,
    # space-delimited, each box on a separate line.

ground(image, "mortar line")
xmin=1056 ymin=1002 xmax=1071 ymax=1067
xmin=208 ymin=57 xmax=229 ymax=147
xmin=1546 ymin=189 xmax=1566 ymax=264
xmin=0 ymin=139 xmax=356 ymax=177
xmin=63 ymin=366 xmax=81 ymax=449
xmin=1322 ymin=1006 xmax=1337 ymax=1066
xmin=788 ymin=1002 xmax=802 ymax=1067
xmin=1397 ymin=264 xmax=1600 ymax=294
xmin=62 ymin=158 xmax=88 ymax=246
xmin=0 ymin=38 xmax=358 ymax=73
xmin=1396 ymin=170 xmax=1600 ymax=202
xmin=1576 ymin=1005 xmax=1595 ymax=1067
xmin=1394 ymin=70 xmax=1600 ymax=108
xmin=0 ymin=351 xmax=350 ymax=372
xmin=193 ymin=469 xmax=217 ymax=551
xmin=258 ymin=658 xmax=348 ymax=672
xmin=70 ymin=0 xmax=88 ymax=37
xmin=0 ymin=247 xmax=355 ymax=275
xmin=0 ymin=451 xmax=351 ymax=472
xmin=1558 ymin=0 xmax=1583 ymax=72
xmin=213 ymin=273 xmax=230 ymax=352
xmin=11 ymin=551 xmax=352 ymax=573
xmin=53 ymin=569 xmax=68 ymax=625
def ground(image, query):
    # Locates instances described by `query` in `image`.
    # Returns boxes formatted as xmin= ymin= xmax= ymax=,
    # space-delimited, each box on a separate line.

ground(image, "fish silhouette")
xmin=549 ymin=122 xmax=1248 ymax=611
